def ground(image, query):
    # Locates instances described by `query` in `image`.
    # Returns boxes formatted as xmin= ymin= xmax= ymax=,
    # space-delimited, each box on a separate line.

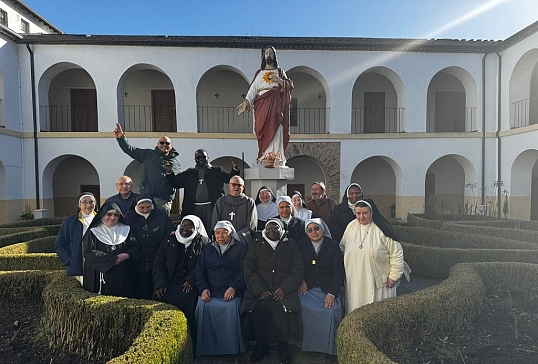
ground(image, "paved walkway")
xmin=193 ymin=276 xmax=444 ymax=364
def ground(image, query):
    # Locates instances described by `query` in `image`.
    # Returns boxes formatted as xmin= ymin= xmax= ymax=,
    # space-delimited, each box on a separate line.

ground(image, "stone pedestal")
xmin=244 ymin=166 xmax=294 ymax=197
xmin=33 ymin=209 xmax=48 ymax=219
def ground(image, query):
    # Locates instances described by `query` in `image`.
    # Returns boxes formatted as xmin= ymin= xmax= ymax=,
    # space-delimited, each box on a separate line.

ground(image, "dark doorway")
xmin=287 ymin=184 xmax=305 ymax=198
xmin=364 ymin=92 xmax=385 ymax=133
xmin=81 ymin=185 xmax=100 ymax=209
xmin=425 ymin=173 xmax=435 ymax=214
xmin=71 ymin=89 xmax=97 ymax=132
xmin=152 ymin=90 xmax=177 ymax=132
xmin=434 ymin=91 xmax=465 ymax=132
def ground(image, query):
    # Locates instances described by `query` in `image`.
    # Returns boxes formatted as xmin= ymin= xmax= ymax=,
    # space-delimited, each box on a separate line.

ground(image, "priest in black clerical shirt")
xmin=165 ymin=149 xmax=239 ymax=233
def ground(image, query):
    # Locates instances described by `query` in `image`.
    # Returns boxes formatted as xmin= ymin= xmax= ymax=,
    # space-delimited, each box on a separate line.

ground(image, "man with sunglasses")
xmin=114 ymin=122 xmax=181 ymax=216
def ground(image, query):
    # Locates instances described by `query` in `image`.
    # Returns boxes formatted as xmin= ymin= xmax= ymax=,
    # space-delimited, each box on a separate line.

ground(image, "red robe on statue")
xmin=248 ymin=68 xmax=293 ymax=160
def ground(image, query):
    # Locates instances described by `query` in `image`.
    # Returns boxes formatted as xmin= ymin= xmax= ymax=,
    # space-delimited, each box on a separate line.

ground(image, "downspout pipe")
xmin=26 ymin=43 xmax=40 ymax=209
xmin=481 ymin=52 xmax=488 ymax=205
xmin=495 ymin=51 xmax=502 ymax=217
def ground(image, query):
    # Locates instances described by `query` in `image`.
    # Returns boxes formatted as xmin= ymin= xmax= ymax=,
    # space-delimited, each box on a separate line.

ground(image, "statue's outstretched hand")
xmin=237 ymin=99 xmax=250 ymax=115
xmin=114 ymin=123 xmax=125 ymax=139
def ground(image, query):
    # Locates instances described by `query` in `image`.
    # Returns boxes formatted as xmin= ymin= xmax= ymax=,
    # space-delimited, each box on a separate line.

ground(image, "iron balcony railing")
xmin=39 ymin=105 xmax=98 ymax=132
xmin=197 ymin=106 xmax=253 ymax=133
xmin=510 ymin=98 xmax=530 ymax=128
xmin=426 ymin=107 xmax=476 ymax=132
xmin=197 ymin=106 xmax=329 ymax=134
xmin=351 ymin=108 xmax=404 ymax=133
xmin=118 ymin=105 xmax=177 ymax=132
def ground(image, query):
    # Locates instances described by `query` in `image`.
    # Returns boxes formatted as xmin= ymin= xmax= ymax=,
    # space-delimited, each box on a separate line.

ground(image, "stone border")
xmin=286 ymin=142 xmax=341 ymax=200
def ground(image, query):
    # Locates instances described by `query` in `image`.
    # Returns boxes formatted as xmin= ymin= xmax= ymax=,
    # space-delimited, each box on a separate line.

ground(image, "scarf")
xmin=90 ymin=222 xmax=130 ymax=246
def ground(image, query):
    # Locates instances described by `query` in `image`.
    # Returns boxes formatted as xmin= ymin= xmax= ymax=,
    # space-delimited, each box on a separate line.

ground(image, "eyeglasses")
xmin=116 ymin=183 xmax=132 ymax=186
xmin=80 ymin=201 xmax=95 ymax=205
xmin=105 ymin=212 xmax=120 ymax=217
xmin=230 ymin=183 xmax=243 ymax=188
xmin=306 ymin=226 xmax=321 ymax=233
xmin=159 ymin=141 xmax=171 ymax=146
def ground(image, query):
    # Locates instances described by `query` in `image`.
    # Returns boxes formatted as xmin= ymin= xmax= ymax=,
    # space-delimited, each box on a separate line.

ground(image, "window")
xmin=0 ymin=9 xmax=7 ymax=27
xmin=21 ymin=19 xmax=29 ymax=33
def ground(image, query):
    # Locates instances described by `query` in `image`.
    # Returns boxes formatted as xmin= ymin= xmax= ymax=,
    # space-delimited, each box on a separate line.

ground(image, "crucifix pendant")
xmin=229 ymin=211 xmax=235 ymax=220
xmin=199 ymin=179 xmax=204 ymax=185
xmin=359 ymin=244 xmax=363 ymax=249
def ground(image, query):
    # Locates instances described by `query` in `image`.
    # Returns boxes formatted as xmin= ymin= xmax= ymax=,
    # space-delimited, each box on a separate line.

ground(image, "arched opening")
xmin=511 ymin=149 xmax=538 ymax=220
xmin=39 ymin=64 xmax=97 ymax=132
xmin=509 ymin=49 xmax=538 ymax=128
xmin=426 ymin=67 xmax=477 ymax=132
xmin=351 ymin=67 xmax=405 ymax=133
xmin=424 ymin=156 xmax=469 ymax=214
xmin=286 ymin=156 xmax=325 ymax=201
xmin=117 ymin=64 xmax=176 ymax=132
xmin=44 ymin=155 xmax=100 ymax=217
xmin=196 ymin=66 xmax=251 ymax=133
xmin=351 ymin=157 xmax=397 ymax=218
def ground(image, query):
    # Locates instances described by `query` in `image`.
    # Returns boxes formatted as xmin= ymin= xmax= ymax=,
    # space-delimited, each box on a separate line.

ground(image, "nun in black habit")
xmin=82 ymin=202 xmax=140 ymax=297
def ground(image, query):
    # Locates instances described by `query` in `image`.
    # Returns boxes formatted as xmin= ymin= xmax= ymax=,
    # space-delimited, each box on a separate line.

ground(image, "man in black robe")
xmin=165 ymin=149 xmax=240 ymax=232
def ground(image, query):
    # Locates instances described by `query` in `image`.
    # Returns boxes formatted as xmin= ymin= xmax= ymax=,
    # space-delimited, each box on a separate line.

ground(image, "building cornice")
xmin=17 ymin=34 xmax=503 ymax=53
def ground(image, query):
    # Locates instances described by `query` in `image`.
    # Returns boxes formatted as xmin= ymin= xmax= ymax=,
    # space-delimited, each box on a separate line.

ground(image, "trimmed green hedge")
xmin=0 ymin=228 xmax=51 ymax=248
xmin=400 ymin=241 xmax=538 ymax=278
xmin=0 ymin=217 xmax=66 ymax=228
xmin=0 ymin=271 xmax=193 ymax=363
xmin=336 ymin=262 xmax=538 ymax=363
xmin=406 ymin=213 xmax=501 ymax=230
xmin=393 ymin=225 xmax=538 ymax=250
xmin=0 ymin=235 xmax=56 ymax=254
xmin=441 ymin=222 xmax=538 ymax=244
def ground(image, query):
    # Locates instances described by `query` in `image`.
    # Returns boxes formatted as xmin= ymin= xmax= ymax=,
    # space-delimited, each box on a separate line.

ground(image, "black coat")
xmin=195 ymin=238 xmax=248 ymax=298
xmin=298 ymin=237 xmax=344 ymax=297
xmin=329 ymin=203 xmax=355 ymax=243
xmin=166 ymin=166 xmax=240 ymax=217
xmin=124 ymin=209 xmax=175 ymax=273
xmin=272 ymin=216 xmax=307 ymax=243
xmin=152 ymin=233 xmax=208 ymax=290
xmin=241 ymin=235 xmax=304 ymax=313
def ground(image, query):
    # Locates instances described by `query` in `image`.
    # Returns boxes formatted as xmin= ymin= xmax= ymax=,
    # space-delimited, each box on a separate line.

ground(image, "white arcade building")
xmin=1 ymin=0 xmax=538 ymax=223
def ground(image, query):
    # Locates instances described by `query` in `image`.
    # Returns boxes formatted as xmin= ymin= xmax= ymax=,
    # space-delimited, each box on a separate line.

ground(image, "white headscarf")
xmin=256 ymin=188 xmax=278 ymax=221
xmin=175 ymin=215 xmax=208 ymax=247
xmin=213 ymin=220 xmax=235 ymax=254
xmin=90 ymin=209 xmax=130 ymax=246
xmin=304 ymin=218 xmax=332 ymax=239
xmin=135 ymin=198 xmax=153 ymax=219
xmin=346 ymin=183 xmax=363 ymax=210
xmin=276 ymin=195 xmax=296 ymax=220
xmin=262 ymin=219 xmax=285 ymax=250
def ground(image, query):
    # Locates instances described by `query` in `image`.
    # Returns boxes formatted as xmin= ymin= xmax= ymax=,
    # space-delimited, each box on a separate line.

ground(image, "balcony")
xmin=351 ymin=108 xmax=404 ymax=133
xmin=197 ymin=107 xmax=329 ymax=134
xmin=426 ymin=107 xmax=476 ymax=132
xmin=39 ymin=105 xmax=97 ymax=132
xmin=118 ymin=105 xmax=177 ymax=132
xmin=198 ymin=106 xmax=252 ymax=133
xmin=510 ymin=98 xmax=531 ymax=129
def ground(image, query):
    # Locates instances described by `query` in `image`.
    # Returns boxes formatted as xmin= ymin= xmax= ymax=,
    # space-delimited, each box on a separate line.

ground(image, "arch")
xmin=196 ymin=65 xmax=251 ymax=133
xmin=38 ymin=62 xmax=97 ymax=132
xmin=425 ymin=154 xmax=476 ymax=214
xmin=285 ymin=142 xmax=340 ymax=200
xmin=426 ymin=66 xmax=478 ymax=132
xmin=351 ymin=66 xmax=406 ymax=133
xmin=287 ymin=66 xmax=330 ymax=133
xmin=117 ymin=64 xmax=176 ymax=132
xmin=351 ymin=156 xmax=403 ymax=217
xmin=42 ymin=155 xmax=100 ymax=217
xmin=509 ymin=49 xmax=538 ymax=128
xmin=511 ymin=149 xmax=538 ymax=220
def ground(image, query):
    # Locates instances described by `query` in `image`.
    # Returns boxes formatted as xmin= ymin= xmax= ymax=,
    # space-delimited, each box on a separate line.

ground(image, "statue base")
xmin=244 ymin=166 xmax=294 ymax=198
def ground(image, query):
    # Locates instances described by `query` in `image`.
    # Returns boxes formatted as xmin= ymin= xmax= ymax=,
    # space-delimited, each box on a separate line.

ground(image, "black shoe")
xmin=278 ymin=342 xmax=292 ymax=364
xmin=250 ymin=344 xmax=269 ymax=363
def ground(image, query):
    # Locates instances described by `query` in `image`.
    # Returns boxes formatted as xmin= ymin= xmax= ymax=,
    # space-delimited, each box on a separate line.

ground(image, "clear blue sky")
xmin=24 ymin=0 xmax=538 ymax=41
